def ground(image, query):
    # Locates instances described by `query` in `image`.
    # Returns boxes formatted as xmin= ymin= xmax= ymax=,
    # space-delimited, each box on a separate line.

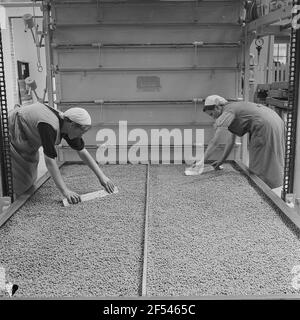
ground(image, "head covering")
xmin=63 ymin=107 xmax=91 ymax=126
xmin=204 ymin=95 xmax=228 ymax=107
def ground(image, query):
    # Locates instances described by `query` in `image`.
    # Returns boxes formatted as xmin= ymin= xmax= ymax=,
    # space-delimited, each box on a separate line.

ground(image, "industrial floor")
xmin=0 ymin=163 xmax=300 ymax=297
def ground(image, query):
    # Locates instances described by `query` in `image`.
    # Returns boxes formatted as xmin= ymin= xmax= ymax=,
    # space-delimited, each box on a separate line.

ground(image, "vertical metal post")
xmin=294 ymin=68 xmax=300 ymax=211
xmin=42 ymin=0 xmax=54 ymax=108
xmin=0 ymin=27 xmax=14 ymax=201
xmin=288 ymin=1 xmax=300 ymax=207
xmin=282 ymin=0 xmax=300 ymax=202
xmin=241 ymin=28 xmax=253 ymax=166
xmin=266 ymin=35 xmax=274 ymax=84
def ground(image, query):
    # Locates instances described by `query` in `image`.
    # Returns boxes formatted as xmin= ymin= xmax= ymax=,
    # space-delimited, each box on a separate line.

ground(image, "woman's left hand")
xmin=211 ymin=160 xmax=223 ymax=170
xmin=99 ymin=176 xmax=115 ymax=193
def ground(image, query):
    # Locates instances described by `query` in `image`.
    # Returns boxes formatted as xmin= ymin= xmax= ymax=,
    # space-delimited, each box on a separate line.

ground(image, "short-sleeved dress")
xmin=8 ymin=102 xmax=85 ymax=196
xmin=215 ymin=102 xmax=285 ymax=189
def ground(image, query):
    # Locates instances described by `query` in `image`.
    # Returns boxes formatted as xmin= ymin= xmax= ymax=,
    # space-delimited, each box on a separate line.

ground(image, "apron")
xmin=247 ymin=107 xmax=285 ymax=189
xmin=226 ymin=102 xmax=285 ymax=189
xmin=8 ymin=103 xmax=61 ymax=196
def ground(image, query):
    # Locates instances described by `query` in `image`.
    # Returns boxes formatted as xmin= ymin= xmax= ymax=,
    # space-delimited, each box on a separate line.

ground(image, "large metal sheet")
xmin=54 ymin=47 xmax=240 ymax=69
xmin=53 ymin=1 xmax=240 ymax=25
xmin=57 ymin=71 xmax=238 ymax=101
xmin=59 ymin=103 xmax=214 ymax=125
xmin=53 ymin=25 xmax=242 ymax=45
xmin=50 ymin=0 xmax=243 ymax=161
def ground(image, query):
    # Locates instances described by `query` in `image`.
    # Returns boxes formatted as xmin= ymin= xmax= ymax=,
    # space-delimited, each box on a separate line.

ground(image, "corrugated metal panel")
xmin=57 ymin=71 xmax=238 ymax=101
xmin=53 ymin=1 xmax=240 ymax=25
xmin=54 ymin=47 xmax=240 ymax=69
xmin=49 ymin=0 xmax=244 ymax=161
xmin=53 ymin=25 xmax=242 ymax=44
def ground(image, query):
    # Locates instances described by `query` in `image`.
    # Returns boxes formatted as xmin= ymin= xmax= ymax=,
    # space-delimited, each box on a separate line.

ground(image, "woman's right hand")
xmin=63 ymin=189 xmax=81 ymax=204
xmin=191 ymin=159 xmax=204 ymax=168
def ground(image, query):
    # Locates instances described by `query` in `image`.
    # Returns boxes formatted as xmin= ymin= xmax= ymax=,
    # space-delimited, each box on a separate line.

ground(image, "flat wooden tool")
xmin=62 ymin=187 xmax=119 ymax=207
xmin=185 ymin=165 xmax=223 ymax=176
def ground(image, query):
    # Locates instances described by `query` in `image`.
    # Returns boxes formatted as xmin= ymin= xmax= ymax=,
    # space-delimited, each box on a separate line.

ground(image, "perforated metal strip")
xmin=282 ymin=0 xmax=300 ymax=200
xmin=0 ymin=28 xmax=14 ymax=200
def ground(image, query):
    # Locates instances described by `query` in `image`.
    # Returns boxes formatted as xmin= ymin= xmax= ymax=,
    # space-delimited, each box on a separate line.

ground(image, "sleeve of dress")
xmin=37 ymin=122 xmax=58 ymax=159
xmin=215 ymin=111 xmax=235 ymax=129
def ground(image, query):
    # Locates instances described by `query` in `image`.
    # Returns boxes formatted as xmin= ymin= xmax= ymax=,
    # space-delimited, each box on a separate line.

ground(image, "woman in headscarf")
xmin=9 ymin=102 xmax=115 ymax=204
xmin=187 ymin=95 xmax=285 ymax=189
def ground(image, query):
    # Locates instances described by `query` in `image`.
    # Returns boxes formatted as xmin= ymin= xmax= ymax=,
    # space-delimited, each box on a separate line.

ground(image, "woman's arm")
xmin=44 ymin=155 xmax=81 ymax=204
xmin=77 ymin=148 xmax=115 ymax=193
xmin=211 ymin=132 xmax=236 ymax=168
xmin=194 ymin=127 xmax=225 ymax=166
xmin=220 ymin=132 xmax=236 ymax=162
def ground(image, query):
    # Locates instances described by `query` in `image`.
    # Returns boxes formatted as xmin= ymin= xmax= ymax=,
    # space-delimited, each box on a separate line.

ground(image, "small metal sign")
xmin=137 ymin=76 xmax=161 ymax=92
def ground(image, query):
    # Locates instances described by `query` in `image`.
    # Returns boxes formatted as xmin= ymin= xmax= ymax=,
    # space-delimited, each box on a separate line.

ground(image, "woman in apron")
xmin=188 ymin=95 xmax=285 ymax=189
xmin=9 ymin=102 xmax=115 ymax=204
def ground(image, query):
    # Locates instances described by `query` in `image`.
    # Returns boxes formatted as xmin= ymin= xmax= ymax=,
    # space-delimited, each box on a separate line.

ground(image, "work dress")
xmin=215 ymin=102 xmax=285 ymax=189
xmin=8 ymin=102 xmax=62 ymax=196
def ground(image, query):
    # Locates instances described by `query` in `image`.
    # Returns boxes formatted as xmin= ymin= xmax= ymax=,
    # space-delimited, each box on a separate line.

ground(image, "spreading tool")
xmin=185 ymin=164 xmax=223 ymax=176
xmin=62 ymin=187 xmax=119 ymax=207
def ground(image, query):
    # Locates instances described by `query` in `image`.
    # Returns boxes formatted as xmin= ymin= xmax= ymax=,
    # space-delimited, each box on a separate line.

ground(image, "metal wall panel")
xmin=53 ymin=1 xmax=240 ymax=25
xmin=59 ymin=103 xmax=214 ymax=125
xmin=54 ymin=47 xmax=240 ymax=69
xmin=57 ymin=71 xmax=238 ymax=101
xmin=53 ymin=25 xmax=242 ymax=44
xmin=49 ymin=0 xmax=244 ymax=161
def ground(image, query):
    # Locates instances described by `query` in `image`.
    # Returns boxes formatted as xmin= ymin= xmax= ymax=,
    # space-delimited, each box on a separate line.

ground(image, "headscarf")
xmin=63 ymin=107 xmax=91 ymax=126
xmin=204 ymin=95 xmax=228 ymax=109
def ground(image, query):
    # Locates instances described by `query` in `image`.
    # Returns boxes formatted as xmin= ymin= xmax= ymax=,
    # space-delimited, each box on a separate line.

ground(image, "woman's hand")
xmin=211 ymin=160 xmax=223 ymax=170
xmin=191 ymin=159 xmax=204 ymax=168
xmin=99 ymin=176 xmax=115 ymax=194
xmin=63 ymin=189 xmax=81 ymax=204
